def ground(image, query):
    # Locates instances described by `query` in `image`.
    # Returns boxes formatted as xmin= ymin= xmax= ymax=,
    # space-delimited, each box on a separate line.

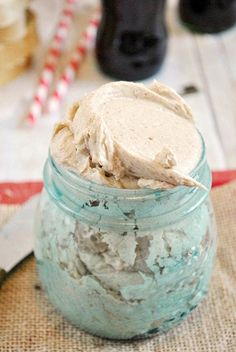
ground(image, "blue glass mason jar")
xmin=34 ymin=135 xmax=217 ymax=340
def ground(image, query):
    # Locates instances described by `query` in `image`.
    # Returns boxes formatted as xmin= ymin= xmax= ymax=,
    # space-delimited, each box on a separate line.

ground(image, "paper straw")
xmin=27 ymin=0 xmax=77 ymax=124
xmin=47 ymin=13 xmax=100 ymax=113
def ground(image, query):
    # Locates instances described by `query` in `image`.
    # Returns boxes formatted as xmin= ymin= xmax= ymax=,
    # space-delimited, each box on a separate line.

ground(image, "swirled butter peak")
xmin=50 ymin=81 xmax=204 ymax=189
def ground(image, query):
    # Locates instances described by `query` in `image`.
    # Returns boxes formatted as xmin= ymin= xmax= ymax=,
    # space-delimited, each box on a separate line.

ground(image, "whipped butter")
xmin=51 ymin=81 xmax=203 ymax=189
xmin=36 ymin=81 xmax=216 ymax=340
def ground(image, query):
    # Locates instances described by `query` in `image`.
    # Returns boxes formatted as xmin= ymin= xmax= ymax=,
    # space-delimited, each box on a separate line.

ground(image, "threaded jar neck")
xmin=43 ymin=132 xmax=211 ymax=231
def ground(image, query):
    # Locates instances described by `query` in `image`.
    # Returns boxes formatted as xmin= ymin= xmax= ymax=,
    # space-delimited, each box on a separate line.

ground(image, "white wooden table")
xmin=0 ymin=0 xmax=236 ymax=181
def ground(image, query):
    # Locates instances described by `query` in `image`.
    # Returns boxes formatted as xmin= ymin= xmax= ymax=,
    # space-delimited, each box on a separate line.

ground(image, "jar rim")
xmin=44 ymin=131 xmax=211 ymax=229
xmin=46 ymin=130 xmax=209 ymax=200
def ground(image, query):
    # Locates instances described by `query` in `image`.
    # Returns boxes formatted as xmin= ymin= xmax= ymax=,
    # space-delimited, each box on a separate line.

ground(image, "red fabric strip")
xmin=212 ymin=170 xmax=236 ymax=188
xmin=0 ymin=182 xmax=43 ymax=205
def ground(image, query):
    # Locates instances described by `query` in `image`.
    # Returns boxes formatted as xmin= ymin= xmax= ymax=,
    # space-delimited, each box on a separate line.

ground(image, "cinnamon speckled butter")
xmin=51 ymin=81 xmax=203 ymax=189
xmin=35 ymin=81 xmax=216 ymax=340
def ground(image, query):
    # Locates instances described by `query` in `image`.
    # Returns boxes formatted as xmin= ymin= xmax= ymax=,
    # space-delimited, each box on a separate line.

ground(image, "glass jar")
xmin=34 ymin=135 xmax=217 ymax=340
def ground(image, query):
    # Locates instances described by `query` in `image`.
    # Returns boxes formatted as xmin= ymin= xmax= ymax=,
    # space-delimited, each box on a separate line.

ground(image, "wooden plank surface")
xmin=0 ymin=0 xmax=235 ymax=181
xmin=159 ymin=2 xmax=227 ymax=169
xmin=195 ymin=34 xmax=236 ymax=168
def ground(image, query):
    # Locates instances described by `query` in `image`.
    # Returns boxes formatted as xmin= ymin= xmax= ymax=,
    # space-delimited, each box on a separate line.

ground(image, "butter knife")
xmin=0 ymin=195 xmax=39 ymax=286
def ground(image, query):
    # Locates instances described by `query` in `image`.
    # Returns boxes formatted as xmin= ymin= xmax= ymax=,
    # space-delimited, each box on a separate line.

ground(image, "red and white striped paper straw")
xmin=27 ymin=0 xmax=77 ymax=124
xmin=47 ymin=12 xmax=100 ymax=113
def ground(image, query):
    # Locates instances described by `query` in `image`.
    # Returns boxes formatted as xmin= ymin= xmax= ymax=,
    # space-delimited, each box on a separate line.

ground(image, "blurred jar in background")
xmin=179 ymin=0 xmax=236 ymax=33
xmin=96 ymin=0 xmax=167 ymax=81
xmin=0 ymin=8 xmax=38 ymax=87
xmin=0 ymin=0 xmax=26 ymax=41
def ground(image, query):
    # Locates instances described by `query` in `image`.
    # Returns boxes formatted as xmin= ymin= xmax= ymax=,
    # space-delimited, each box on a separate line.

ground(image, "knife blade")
xmin=0 ymin=194 xmax=39 ymax=285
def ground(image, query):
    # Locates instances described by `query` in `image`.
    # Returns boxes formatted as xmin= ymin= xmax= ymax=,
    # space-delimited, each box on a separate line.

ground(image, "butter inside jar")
xmin=35 ymin=81 xmax=216 ymax=340
xmin=51 ymin=81 xmax=204 ymax=190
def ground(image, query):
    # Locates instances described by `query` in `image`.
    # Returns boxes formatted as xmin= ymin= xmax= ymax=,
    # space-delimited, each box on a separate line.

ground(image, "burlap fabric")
xmin=0 ymin=182 xmax=236 ymax=352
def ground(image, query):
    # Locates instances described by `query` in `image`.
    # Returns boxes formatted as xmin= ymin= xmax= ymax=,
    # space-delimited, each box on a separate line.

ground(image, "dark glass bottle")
xmin=95 ymin=0 xmax=167 ymax=81
xmin=179 ymin=0 xmax=236 ymax=33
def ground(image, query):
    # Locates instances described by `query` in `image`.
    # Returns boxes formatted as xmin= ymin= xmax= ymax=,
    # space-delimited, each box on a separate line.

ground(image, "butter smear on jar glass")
xmin=35 ymin=81 xmax=217 ymax=340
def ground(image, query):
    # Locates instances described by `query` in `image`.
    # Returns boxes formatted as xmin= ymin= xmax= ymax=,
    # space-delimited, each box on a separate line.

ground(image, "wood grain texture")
xmin=159 ymin=2 xmax=228 ymax=169
xmin=195 ymin=34 xmax=236 ymax=167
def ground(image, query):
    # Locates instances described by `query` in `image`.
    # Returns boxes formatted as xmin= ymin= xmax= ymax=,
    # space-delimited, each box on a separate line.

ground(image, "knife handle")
xmin=0 ymin=268 xmax=7 ymax=287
